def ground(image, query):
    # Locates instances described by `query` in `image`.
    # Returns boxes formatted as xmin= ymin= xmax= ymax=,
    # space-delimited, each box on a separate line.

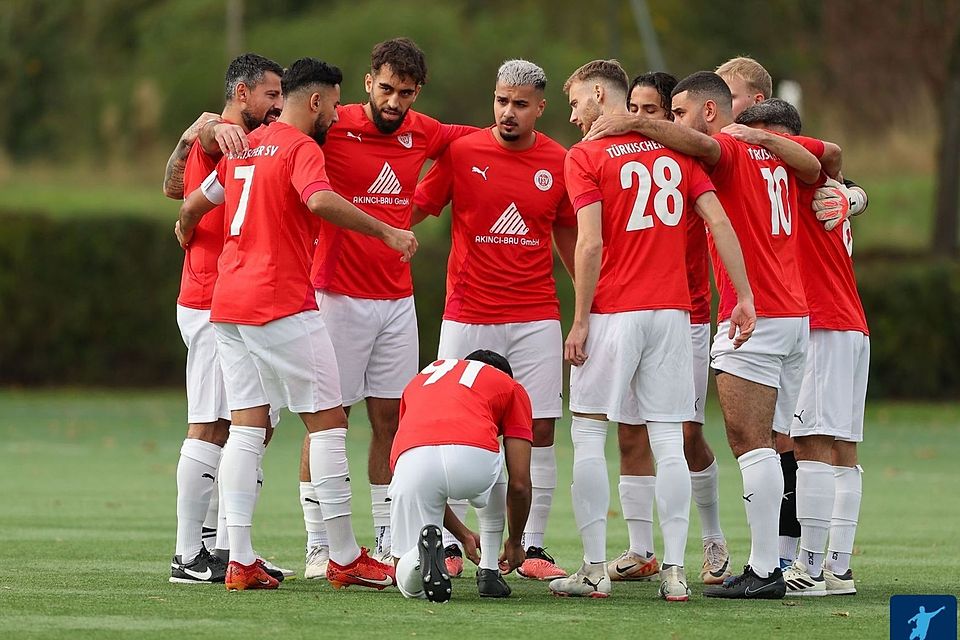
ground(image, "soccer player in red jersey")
xmin=411 ymin=59 xmax=575 ymax=581
xmin=551 ymin=60 xmax=755 ymax=600
xmin=715 ymin=57 xmax=771 ymax=119
xmin=735 ymin=99 xmax=869 ymax=597
xmin=585 ymin=70 xmax=821 ymax=598
xmin=176 ymin=58 xmax=417 ymax=592
xmin=390 ymin=351 xmax=533 ymax=602
xmin=606 ymin=71 xmax=734 ymax=587
xmin=161 ymin=53 xmax=283 ymax=585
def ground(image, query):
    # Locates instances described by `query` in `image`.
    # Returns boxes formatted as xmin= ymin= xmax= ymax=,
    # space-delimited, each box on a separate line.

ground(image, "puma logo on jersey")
xmin=472 ymin=166 xmax=489 ymax=180
xmin=489 ymin=202 xmax=529 ymax=235
xmin=367 ymin=162 xmax=402 ymax=195
xmin=346 ymin=132 xmax=362 ymax=142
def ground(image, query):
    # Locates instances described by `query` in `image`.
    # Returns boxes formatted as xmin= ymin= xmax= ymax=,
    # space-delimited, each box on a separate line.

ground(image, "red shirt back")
xmin=208 ymin=122 xmax=333 ymax=325
xmin=707 ymin=133 xmax=808 ymax=321
xmin=564 ymin=133 xmax=715 ymax=314
xmin=311 ymin=104 xmax=475 ymax=299
xmin=414 ymin=128 xmax=576 ymax=324
xmin=686 ymin=213 xmax=711 ymax=324
xmin=178 ymin=140 xmax=224 ymax=310
xmin=390 ymin=359 xmax=533 ymax=471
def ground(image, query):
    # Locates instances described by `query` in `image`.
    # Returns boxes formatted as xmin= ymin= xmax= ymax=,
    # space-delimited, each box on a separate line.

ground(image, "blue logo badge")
xmin=890 ymin=595 xmax=957 ymax=640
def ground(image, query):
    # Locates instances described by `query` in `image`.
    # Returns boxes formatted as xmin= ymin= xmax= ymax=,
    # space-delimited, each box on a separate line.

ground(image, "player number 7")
xmin=230 ymin=165 xmax=256 ymax=236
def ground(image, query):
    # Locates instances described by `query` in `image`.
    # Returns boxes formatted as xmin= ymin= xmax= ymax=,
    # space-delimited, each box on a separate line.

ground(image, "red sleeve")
xmin=288 ymin=141 xmax=332 ymax=203
xmin=500 ymin=383 xmax=533 ymax=442
xmin=708 ymin=133 xmax=738 ymax=185
xmin=686 ymin=158 xmax=717 ymax=201
xmin=564 ymin=146 xmax=602 ymax=212
xmin=426 ymin=119 xmax=480 ymax=160
xmin=413 ymin=148 xmax=454 ymax=215
xmin=788 ymin=134 xmax=825 ymax=158
xmin=553 ymin=194 xmax=577 ymax=228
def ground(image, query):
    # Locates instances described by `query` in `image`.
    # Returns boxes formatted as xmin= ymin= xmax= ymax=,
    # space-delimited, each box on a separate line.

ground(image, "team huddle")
xmin=162 ymin=37 xmax=869 ymax=603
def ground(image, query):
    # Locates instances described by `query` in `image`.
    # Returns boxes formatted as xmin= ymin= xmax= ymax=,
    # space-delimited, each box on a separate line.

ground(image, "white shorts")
xmin=437 ymin=319 xmax=562 ymax=419
xmin=570 ymin=309 xmax=695 ymax=425
xmin=389 ymin=444 xmax=502 ymax=557
xmin=790 ymin=330 xmax=870 ymax=442
xmin=711 ymin=316 xmax=809 ymax=433
xmin=691 ymin=323 xmax=711 ymax=425
xmin=316 ymin=291 xmax=419 ymax=406
xmin=213 ymin=311 xmax=342 ymax=414
xmin=177 ymin=305 xmax=230 ymax=424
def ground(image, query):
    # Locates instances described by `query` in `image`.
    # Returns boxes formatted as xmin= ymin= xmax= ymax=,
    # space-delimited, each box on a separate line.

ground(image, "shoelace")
xmin=704 ymin=542 xmax=726 ymax=567
xmin=528 ymin=546 xmax=557 ymax=563
xmin=723 ymin=565 xmax=754 ymax=588
xmin=306 ymin=546 xmax=328 ymax=563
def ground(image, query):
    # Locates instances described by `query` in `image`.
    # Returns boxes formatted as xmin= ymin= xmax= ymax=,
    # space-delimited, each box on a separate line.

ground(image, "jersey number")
xmin=230 ymin=165 xmax=256 ymax=236
xmin=620 ymin=157 xmax=684 ymax=231
xmin=420 ymin=359 xmax=484 ymax=388
xmin=760 ymin=166 xmax=792 ymax=236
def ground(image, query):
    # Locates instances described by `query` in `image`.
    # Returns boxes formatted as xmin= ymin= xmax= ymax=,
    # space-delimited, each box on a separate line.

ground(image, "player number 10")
xmin=760 ymin=166 xmax=792 ymax=236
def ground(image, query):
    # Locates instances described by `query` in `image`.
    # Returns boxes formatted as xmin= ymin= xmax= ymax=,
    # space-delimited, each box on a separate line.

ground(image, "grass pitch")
xmin=1 ymin=390 xmax=957 ymax=639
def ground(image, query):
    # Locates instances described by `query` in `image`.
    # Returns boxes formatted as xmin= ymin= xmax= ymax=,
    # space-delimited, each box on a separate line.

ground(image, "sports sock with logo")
xmin=477 ymin=480 xmax=507 ymax=571
xmin=442 ymin=500 xmax=470 ymax=549
xmin=618 ymin=475 xmax=655 ymax=557
xmin=175 ymin=438 xmax=222 ymax=562
xmin=370 ymin=484 xmax=392 ymax=555
xmin=309 ymin=428 xmax=361 ymax=566
xmin=690 ymin=458 xmax=724 ymax=542
xmin=647 ymin=422 xmax=691 ymax=568
xmin=779 ymin=536 xmax=799 ymax=563
xmin=570 ymin=416 xmax=609 ymax=564
xmin=220 ymin=426 xmax=266 ymax=566
xmin=796 ymin=460 xmax=835 ymax=577
xmin=826 ymin=465 xmax=862 ymax=575
xmin=299 ymin=481 xmax=326 ymax=549
xmin=522 ymin=444 xmax=556 ymax=550
xmin=737 ymin=447 xmax=784 ymax=578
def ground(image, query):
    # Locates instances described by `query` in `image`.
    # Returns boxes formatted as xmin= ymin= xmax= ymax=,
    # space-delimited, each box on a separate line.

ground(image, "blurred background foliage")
xmin=1 ymin=0 xmax=958 ymax=397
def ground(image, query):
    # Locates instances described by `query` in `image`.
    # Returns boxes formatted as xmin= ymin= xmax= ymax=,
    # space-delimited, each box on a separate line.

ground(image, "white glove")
xmin=812 ymin=179 xmax=867 ymax=231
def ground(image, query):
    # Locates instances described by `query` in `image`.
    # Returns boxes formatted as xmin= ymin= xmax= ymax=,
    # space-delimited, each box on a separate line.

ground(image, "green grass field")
xmin=1 ymin=390 xmax=957 ymax=639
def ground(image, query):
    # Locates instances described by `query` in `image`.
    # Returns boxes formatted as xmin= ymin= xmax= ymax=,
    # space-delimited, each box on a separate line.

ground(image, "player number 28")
xmin=229 ymin=165 xmax=256 ymax=236
xmin=420 ymin=359 xmax=485 ymax=388
xmin=620 ymin=157 xmax=684 ymax=231
xmin=760 ymin=166 xmax=792 ymax=236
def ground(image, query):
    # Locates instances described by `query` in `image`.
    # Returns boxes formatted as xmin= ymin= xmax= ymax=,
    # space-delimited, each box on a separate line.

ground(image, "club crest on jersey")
xmin=534 ymin=169 xmax=553 ymax=191
xmin=397 ymin=132 xmax=413 ymax=148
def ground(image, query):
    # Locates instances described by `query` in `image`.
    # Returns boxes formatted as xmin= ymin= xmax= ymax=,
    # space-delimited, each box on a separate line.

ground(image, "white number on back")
xmin=420 ymin=359 xmax=484 ymax=388
xmin=230 ymin=165 xmax=256 ymax=236
xmin=621 ymin=157 xmax=684 ymax=231
xmin=760 ymin=166 xmax=792 ymax=236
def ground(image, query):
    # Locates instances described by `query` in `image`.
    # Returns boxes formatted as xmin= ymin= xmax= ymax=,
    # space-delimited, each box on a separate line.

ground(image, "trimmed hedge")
xmin=1 ymin=212 xmax=958 ymax=399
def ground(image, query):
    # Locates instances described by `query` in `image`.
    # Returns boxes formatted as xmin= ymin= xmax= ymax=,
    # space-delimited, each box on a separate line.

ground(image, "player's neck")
xmin=601 ymin=105 xmax=629 ymax=118
xmin=708 ymin=115 xmax=733 ymax=136
xmin=492 ymin=127 xmax=537 ymax=152
xmin=221 ymin=106 xmax=246 ymax=131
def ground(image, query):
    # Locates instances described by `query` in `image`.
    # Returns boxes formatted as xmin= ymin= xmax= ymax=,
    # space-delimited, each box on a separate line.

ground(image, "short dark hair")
xmin=630 ymin=72 xmax=678 ymax=113
xmin=224 ymin=53 xmax=284 ymax=102
xmin=371 ymin=37 xmax=428 ymax=85
xmin=464 ymin=350 xmax=513 ymax=378
xmin=281 ymin=58 xmax=343 ymax=97
xmin=563 ymin=59 xmax=629 ymax=96
xmin=735 ymin=98 xmax=802 ymax=136
xmin=672 ymin=71 xmax=733 ymax=112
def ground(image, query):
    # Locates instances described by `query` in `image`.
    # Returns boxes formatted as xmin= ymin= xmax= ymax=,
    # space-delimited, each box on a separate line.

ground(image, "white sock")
xmin=299 ymin=481 xmax=327 ymax=549
xmin=477 ymin=481 xmax=507 ymax=570
xmin=396 ymin=546 xmax=424 ymax=599
xmin=522 ymin=445 xmax=556 ymax=550
xmin=175 ymin=438 xmax=222 ymax=562
xmin=371 ymin=484 xmax=391 ymax=554
xmin=216 ymin=474 xmax=229 ymax=551
xmin=618 ymin=475 xmax=655 ymax=557
xmin=220 ymin=426 xmax=266 ymax=566
xmin=826 ymin=465 xmax=862 ymax=575
xmin=779 ymin=536 xmax=799 ymax=562
xmin=647 ymin=422 xmax=691 ymax=568
xmin=309 ymin=429 xmax=360 ymax=566
xmin=690 ymin=459 xmax=724 ymax=542
xmin=571 ymin=417 xmax=609 ymax=564
xmin=796 ymin=460 xmax=834 ymax=578
xmin=442 ymin=500 xmax=470 ymax=549
xmin=737 ymin=448 xmax=783 ymax=577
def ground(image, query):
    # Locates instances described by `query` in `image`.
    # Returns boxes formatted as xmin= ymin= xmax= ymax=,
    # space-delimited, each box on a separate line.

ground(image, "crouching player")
xmin=390 ymin=351 xmax=533 ymax=602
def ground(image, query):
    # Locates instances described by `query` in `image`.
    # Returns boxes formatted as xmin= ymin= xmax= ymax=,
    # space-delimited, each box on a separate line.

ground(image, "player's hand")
xmin=175 ymin=219 xmax=193 ymax=249
xmin=812 ymin=178 xmax=852 ymax=231
xmin=458 ymin=530 xmax=481 ymax=566
xmin=182 ymin=111 xmax=220 ymax=146
xmin=728 ymin=296 xmax=756 ymax=349
xmin=564 ymin=321 xmax=589 ymax=366
xmin=583 ymin=114 xmax=640 ymax=141
xmin=213 ymin=123 xmax=249 ymax=156
xmin=385 ymin=228 xmax=418 ymax=262
xmin=721 ymin=123 xmax=765 ymax=144
xmin=498 ymin=539 xmax=525 ymax=574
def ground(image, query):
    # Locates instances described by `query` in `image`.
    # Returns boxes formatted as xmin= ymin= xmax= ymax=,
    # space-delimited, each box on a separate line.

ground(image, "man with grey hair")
xmin=412 ymin=59 xmax=577 ymax=584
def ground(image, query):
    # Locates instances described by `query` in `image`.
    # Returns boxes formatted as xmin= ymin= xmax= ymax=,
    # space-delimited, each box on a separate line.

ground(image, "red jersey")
xmin=686 ymin=213 xmax=711 ymax=324
xmin=564 ymin=133 xmax=715 ymax=314
xmin=206 ymin=122 xmax=333 ymax=325
xmin=414 ymin=128 xmax=576 ymax=324
xmin=311 ymin=104 xmax=476 ymax=299
xmin=177 ymin=139 xmax=224 ymax=309
xmin=792 ymin=138 xmax=868 ymax=334
xmin=391 ymin=358 xmax=533 ymax=471
xmin=706 ymin=133 xmax=808 ymax=321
